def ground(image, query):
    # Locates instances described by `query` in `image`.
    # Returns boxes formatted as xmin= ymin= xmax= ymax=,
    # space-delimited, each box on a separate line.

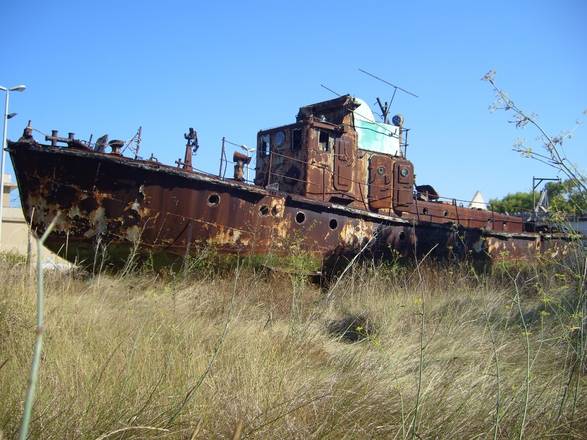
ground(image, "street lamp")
xmin=0 ymin=84 xmax=27 ymax=247
xmin=239 ymin=144 xmax=256 ymax=182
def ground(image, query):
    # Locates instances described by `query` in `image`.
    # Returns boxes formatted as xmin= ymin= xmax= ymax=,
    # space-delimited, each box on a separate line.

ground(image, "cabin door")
xmin=333 ymin=136 xmax=352 ymax=192
xmin=368 ymin=154 xmax=393 ymax=210
xmin=392 ymin=160 xmax=414 ymax=211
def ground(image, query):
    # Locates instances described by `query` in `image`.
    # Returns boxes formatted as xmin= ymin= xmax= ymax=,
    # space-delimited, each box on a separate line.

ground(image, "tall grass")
xmin=0 ymin=250 xmax=585 ymax=438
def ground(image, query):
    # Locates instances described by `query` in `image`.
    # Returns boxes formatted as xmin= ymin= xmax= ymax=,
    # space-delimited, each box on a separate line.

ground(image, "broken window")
xmin=292 ymin=129 xmax=302 ymax=151
xmin=260 ymin=134 xmax=270 ymax=157
xmin=318 ymin=130 xmax=330 ymax=151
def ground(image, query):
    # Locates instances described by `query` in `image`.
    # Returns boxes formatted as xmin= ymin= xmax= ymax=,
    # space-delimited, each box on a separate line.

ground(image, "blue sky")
xmin=2 ymin=0 xmax=586 ymax=203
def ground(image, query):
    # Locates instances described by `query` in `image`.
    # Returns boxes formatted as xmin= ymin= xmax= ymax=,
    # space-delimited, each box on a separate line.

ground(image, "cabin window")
xmin=274 ymin=131 xmax=286 ymax=148
xmin=260 ymin=134 xmax=270 ymax=157
xmin=318 ymin=130 xmax=330 ymax=151
xmin=292 ymin=129 xmax=302 ymax=151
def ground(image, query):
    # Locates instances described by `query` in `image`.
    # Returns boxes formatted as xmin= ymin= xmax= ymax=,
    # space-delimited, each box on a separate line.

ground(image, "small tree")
xmin=545 ymin=179 xmax=587 ymax=215
xmin=489 ymin=192 xmax=533 ymax=214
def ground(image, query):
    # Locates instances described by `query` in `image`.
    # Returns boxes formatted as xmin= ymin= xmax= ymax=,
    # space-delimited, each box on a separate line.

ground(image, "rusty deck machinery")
xmin=7 ymin=96 xmax=568 ymax=270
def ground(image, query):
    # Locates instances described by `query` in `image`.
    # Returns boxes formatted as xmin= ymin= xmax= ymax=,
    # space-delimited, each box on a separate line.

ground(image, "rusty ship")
xmin=7 ymin=95 xmax=566 ymax=269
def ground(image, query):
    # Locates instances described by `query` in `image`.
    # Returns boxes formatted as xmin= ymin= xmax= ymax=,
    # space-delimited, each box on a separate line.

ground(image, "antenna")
xmin=376 ymin=97 xmax=390 ymax=124
xmin=122 ymin=126 xmax=142 ymax=158
xmin=320 ymin=84 xmax=341 ymax=97
xmin=358 ymin=68 xmax=419 ymax=107
xmin=134 ymin=126 xmax=142 ymax=159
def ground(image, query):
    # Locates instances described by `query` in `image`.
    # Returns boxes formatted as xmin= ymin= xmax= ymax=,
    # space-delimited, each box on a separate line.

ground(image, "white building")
xmin=0 ymin=173 xmax=30 ymax=254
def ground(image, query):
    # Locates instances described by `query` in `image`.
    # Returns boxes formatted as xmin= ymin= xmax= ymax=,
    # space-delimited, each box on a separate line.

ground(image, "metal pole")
xmin=0 ymin=90 xmax=10 ymax=247
xmin=245 ymin=151 xmax=250 ymax=183
xmin=219 ymin=137 xmax=225 ymax=178
xmin=532 ymin=176 xmax=535 ymax=221
xmin=267 ymin=150 xmax=273 ymax=187
xmin=531 ymin=176 xmax=560 ymax=221
xmin=322 ymin=166 xmax=325 ymax=201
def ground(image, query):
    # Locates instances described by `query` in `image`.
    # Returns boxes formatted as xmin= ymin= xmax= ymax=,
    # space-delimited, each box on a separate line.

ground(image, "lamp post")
xmin=239 ymin=144 xmax=256 ymax=183
xmin=0 ymin=84 xmax=26 ymax=248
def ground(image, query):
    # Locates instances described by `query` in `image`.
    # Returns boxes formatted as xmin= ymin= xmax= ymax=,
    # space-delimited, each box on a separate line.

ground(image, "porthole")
xmin=400 ymin=167 xmax=409 ymax=177
xmin=295 ymin=211 xmax=306 ymax=224
xmin=259 ymin=205 xmax=269 ymax=216
xmin=377 ymin=166 xmax=385 ymax=176
xmin=207 ymin=193 xmax=220 ymax=207
xmin=422 ymin=207 xmax=428 ymax=215
xmin=443 ymin=210 xmax=448 ymax=217
xmin=329 ymin=219 xmax=338 ymax=230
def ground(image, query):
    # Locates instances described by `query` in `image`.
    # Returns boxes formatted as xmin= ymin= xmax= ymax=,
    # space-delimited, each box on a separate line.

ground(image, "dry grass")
xmin=0 ymin=251 xmax=586 ymax=439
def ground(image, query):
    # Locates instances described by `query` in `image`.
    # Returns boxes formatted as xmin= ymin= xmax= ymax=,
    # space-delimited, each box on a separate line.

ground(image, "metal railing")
xmin=257 ymin=148 xmax=514 ymax=228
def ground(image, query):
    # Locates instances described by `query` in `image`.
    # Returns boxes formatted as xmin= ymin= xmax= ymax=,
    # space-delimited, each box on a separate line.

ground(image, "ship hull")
xmin=8 ymin=141 xmax=560 ymax=269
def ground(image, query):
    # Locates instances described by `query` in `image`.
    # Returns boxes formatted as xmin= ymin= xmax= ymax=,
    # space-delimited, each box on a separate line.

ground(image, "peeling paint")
xmin=6 ymin=95 xmax=571 ymax=268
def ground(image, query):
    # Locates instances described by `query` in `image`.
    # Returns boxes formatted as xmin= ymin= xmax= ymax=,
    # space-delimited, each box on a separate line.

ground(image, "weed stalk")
xmin=18 ymin=213 xmax=60 ymax=440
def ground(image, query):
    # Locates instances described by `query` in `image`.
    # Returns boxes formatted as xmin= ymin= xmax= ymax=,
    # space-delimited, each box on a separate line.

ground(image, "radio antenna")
xmin=376 ymin=97 xmax=390 ymax=124
xmin=320 ymin=84 xmax=342 ymax=97
xmin=122 ymin=126 xmax=142 ymax=158
xmin=358 ymin=68 xmax=419 ymax=104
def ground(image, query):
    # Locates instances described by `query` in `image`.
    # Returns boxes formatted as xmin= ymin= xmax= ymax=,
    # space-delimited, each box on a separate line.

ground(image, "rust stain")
xmin=6 ymin=95 xmax=572 ymax=268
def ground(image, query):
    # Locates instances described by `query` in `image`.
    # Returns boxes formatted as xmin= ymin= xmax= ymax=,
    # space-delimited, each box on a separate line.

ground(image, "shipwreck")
xmin=8 ymin=95 xmax=567 ymax=269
